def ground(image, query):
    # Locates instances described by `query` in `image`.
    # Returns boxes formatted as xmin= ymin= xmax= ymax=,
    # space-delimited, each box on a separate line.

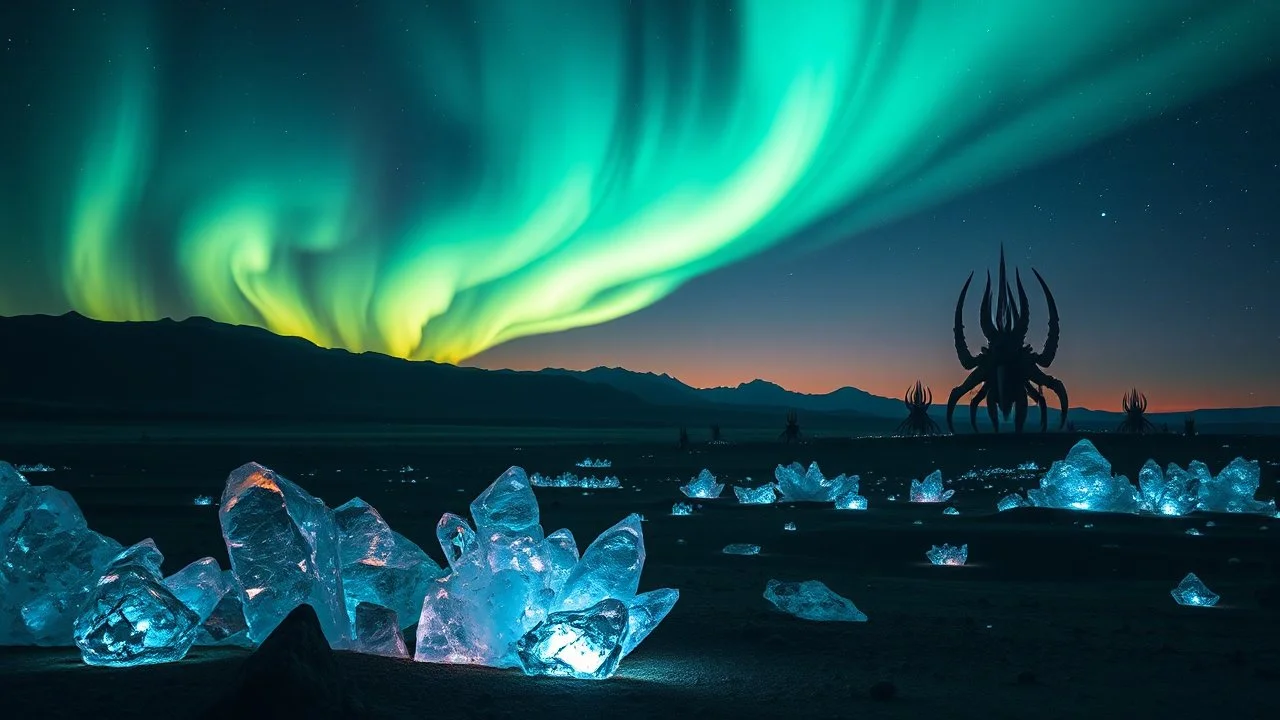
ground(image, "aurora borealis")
xmin=3 ymin=1 xmax=1279 ymax=410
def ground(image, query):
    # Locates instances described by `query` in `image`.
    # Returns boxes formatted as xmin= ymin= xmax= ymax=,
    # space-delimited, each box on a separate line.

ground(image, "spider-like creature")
xmin=897 ymin=381 xmax=940 ymax=436
xmin=947 ymin=247 xmax=1069 ymax=433
xmin=779 ymin=410 xmax=801 ymax=443
xmin=1117 ymin=388 xmax=1155 ymax=434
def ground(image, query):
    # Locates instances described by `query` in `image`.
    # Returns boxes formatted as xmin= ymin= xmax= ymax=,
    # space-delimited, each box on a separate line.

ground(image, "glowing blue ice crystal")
xmin=722 ymin=544 xmax=760 ymax=555
xmin=73 ymin=539 xmax=201 ymax=666
xmin=414 ymin=467 xmax=676 ymax=678
xmin=575 ymin=458 xmax=612 ymax=469
xmin=926 ymin=543 xmax=968 ymax=566
xmin=943 ymin=507 xmax=960 ymax=516
xmin=1025 ymin=440 xmax=1139 ymax=513
xmin=163 ymin=557 xmax=229 ymax=623
xmin=734 ymin=483 xmax=777 ymax=505
xmin=219 ymin=462 xmax=349 ymax=646
xmin=352 ymin=602 xmax=408 ymax=658
xmin=531 ymin=472 xmax=621 ymax=489
xmin=1170 ymin=573 xmax=1219 ymax=607
xmin=671 ymin=502 xmax=693 ymax=516
xmin=783 ymin=522 xmax=797 ymax=531
xmin=909 ymin=470 xmax=955 ymax=503
xmin=996 ymin=493 xmax=1027 ymax=512
xmin=1137 ymin=460 xmax=1197 ymax=516
xmin=515 ymin=599 xmax=629 ymax=680
xmin=680 ymin=469 xmax=724 ymax=499
xmin=1195 ymin=457 xmax=1275 ymax=515
xmin=834 ymin=488 xmax=868 ymax=510
xmin=193 ymin=495 xmax=215 ymax=506
xmin=763 ymin=579 xmax=867 ymax=622
xmin=334 ymin=497 xmax=441 ymax=630
xmin=774 ymin=462 xmax=856 ymax=502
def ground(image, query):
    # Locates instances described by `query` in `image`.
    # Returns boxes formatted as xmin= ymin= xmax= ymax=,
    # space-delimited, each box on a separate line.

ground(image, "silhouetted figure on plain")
xmin=1116 ymin=388 xmax=1155 ymax=434
xmin=1184 ymin=416 xmax=1197 ymax=436
xmin=897 ymin=381 xmax=940 ymax=436
xmin=710 ymin=424 xmax=722 ymax=443
xmin=678 ymin=426 xmax=689 ymax=450
xmin=779 ymin=410 xmax=801 ymax=444
xmin=946 ymin=246 xmax=1068 ymax=434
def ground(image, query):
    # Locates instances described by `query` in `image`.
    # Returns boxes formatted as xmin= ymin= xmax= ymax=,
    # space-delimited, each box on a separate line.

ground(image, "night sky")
xmin=2 ymin=1 xmax=1278 ymax=412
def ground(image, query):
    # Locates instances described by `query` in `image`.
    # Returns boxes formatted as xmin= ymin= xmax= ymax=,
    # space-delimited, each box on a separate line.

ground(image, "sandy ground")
xmin=1 ymin=432 xmax=1278 ymax=719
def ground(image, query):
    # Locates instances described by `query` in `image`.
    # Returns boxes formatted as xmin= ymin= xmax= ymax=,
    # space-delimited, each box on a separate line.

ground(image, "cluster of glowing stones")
xmin=925 ymin=544 xmax=969 ymax=566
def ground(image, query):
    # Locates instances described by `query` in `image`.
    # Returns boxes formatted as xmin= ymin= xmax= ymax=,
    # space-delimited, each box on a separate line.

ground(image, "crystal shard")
xmin=470 ymin=466 xmax=540 ymax=536
xmin=722 ymin=543 xmax=761 ymax=555
xmin=621 ymin=588 xmax=678 ymax=657
xmin=537 ymin=528 xmax=579 ymax=597
xmin=334 ymin=498 xmax=440 ymax=629
xmin=556 ymin=514 xmax=644 ymax=612
xmin=763 ymin=579 xmax=867 ymax=622
xmin=1170 ymin=572 xmax=1220 ymax=607
xmin=219 ymin=462 xmax=349 ymax=646
xmin=73 ymin=539 xmax=201 ymax=666
xmin=197 ymin=586 xmax=253 ymax=646
xmin=515 ymin=599 xmax=629 ymax=680
xmin=1137 ymin=460 xmax=1198 ymax=516
xmin=679 ymin=469 xmax=724 ymax=499
xmin=436 ymin=512 xmax=478 ymax=570
xmin=926 ymin=543 xmax=968 ymax=566
xmin=834 ymin=488 xmax=868 ymax=510
xmin=996 ymin=493 xmax=1027 ymax=511
xmin=531 ymin=472 xmax=621 ymax=489
xmin=163 ymin=557 xmax=229 ymax=623
xmin=1025 ymin=440 xmax=1139 ymax=513
xmin=352 ymin=602 xmax=408 ymax=658
xmin=734 ymin=484 xmax=777 ymax=505
xmin=1196 ymin=457 xmax=1274 ymax=515
xmin=909 ymin=470 xmax=955 ymax=503
xmin=671 ymin=502 xmax=693 ymax=516
xmin=774 ymin=462 xmax=854 ymax=502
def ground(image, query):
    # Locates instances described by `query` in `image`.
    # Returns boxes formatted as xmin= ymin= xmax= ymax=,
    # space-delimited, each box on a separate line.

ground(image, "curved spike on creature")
xmin=1116 ymin=388 xmax=1156 ymax=434
xmin=946 ymin=248 xmax=1069 ymax=433
xmin=896 ymin=381 xmax=940 ymax=436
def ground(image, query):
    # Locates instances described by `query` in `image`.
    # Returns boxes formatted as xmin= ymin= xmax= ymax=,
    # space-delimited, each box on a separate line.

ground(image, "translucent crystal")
xmin=196 ymin=584 xmax=252 ymax=646
xmin=556 ymin=514 xmax=644 ymax=612
xmin=1137 ymin=460 xmax=1198 ymax=516
xmin=219 ymin=462 xmax=349 ymax=646
xmin=470 ymin=466 xmax=540 ymax=537
xmin=436 ymin=512 xmax=478 ymax=570
xmin=734 ymin=484 xmax=777 ymax=505
xmin=1196 ymin=457 xmax=1274 ymax=515
xmin=909 ymin=470 xmax=955 ymax=503
xmin=722 ymin=544 xmax=760 ymax=555
xmin=73 ymin=539 xmax=201 ymax=666
xmin=352 ymin=602 xmax=408 ymax=658
xmin=763 ymin=579 xmax=867 ymax=622
xmin=1024 ymin=440 xmax=1139 ymax=513
xmin=774 ymin=462 xmax=855 ymax=502
xmin=163 ymin=557 xmax=229 ymax=622
xmin=679 ymin=469 xmax=724 ymax=499
xmin=575 ymin=458 xmax=612 ymax=468
xmin=334 ymin=498 xmax=441 ymax=629
xmin=926 ymin=543 xmax=968 ymax=566
xmin=538 ymin=528 xmax=579 ymax=596
xmin=671 ymin=502 xmax=693 ymax=516
xmin=531 ymin=472 xmax=621 ymax=489
xmin=783 ymin=522 xmax=797 ymax=531
xmin=1185 ymin=528 xmax=1202 ymax=536
xmin=1170 ymin=572 xmax=1219 ymax=607
xmin=834 ymin=489 xmax=868 ymax=510
xmin=943 ymin=507 xmax=959 ymax=516
xmin=996 ymin=494 xmax=1027 ymax=511
xmin=193 ymin=495 xmax=215 ymax=506
xmin=515 ymin=599 xmax=629 ymax=680
xmin=621 ymin=589 xmax=678 ymax=657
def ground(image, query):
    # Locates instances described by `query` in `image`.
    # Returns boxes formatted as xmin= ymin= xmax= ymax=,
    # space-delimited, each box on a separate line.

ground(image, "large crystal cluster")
xmin=733 ymin=483 xmax=778 ymax=505
xmin=574 ymin=458 xmax=612 ymax=469
xmin=414 ymin=467 xmax=677 ymax=679
xmin=774 ymin=462 xmax=855 ymax=502
xmin=1194 ymin=457 xmax=1274 ymax=515
xmin=333 ymin=498 xmax=441 ymax=632
xmin=909 ymin=470 xmax=955 ymax=503
xmin=1137 ymin=460 xmax=1199 ymax=516
xmin=531 ymin=472 xmax=621 ymax=489
xmin=0 ymin=462 xmax=123 ymax=645
xmin=679 ymin=469 xmax=724 ymax=499
xmin=1024 ymin=440 xmax=1140 ymax=513
xmin=925 ymin=543 xmax=968 ymax=566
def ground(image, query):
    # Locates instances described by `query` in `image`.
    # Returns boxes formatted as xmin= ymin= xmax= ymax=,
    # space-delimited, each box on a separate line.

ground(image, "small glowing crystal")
xmin=1170 ymin=572 xmax=1219 ymax=607
xmin=926 ymin=543 xmax=968 ymax=566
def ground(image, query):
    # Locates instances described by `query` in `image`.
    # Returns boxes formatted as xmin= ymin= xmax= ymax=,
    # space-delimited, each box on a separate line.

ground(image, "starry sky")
xmin=2 ymin=0 xmax=1278 ymax=412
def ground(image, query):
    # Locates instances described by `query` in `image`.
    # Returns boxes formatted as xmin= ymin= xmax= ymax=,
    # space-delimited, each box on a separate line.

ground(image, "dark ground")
xmin=1 ymin=428 xmax=1278 ymax=719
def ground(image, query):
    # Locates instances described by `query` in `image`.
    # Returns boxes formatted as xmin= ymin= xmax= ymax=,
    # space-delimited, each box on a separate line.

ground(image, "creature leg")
xmin=1025 ymin=383 xmax=1048 ymax=432
xmin=946 ymin=369 xmax=985 ymax=434
xmin=969 ymin=386 xmax=988 ymax=434
xmin=987 ymin=392 xmax=1000 ymax=432
xmin=1029 ymin=367 xmax=1069 ymax=429
xmin=1014 ymin=391 xmax=1028 ymax=433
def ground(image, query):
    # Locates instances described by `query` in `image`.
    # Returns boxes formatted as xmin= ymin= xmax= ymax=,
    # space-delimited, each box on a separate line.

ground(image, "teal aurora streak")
xmin=2 ymin=0 xmax=1276 ymax=363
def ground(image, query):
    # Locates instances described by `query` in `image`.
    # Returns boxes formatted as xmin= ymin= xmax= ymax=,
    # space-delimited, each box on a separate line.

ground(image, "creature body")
xmin=779 ymin=410 xmax=801 ymax=443
xmin=1117 ymin=388 xmax=1156 ymax=434
xmin=947 ymin=248 xmax=1068 ymax=433
xmin=897 ymin=381 xmax=940 ymax=435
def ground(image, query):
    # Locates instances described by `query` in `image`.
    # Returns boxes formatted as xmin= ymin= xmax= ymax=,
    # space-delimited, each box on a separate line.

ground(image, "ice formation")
xmin=531 ymin=472 xmax=621 ymax=489
xmin=163 ymin=557 xmax=230 ymax=623
xmin=833 ymin=488 xmax=868 ymax=510
xmin=943 ymin=507 xmax=960 ymax=516
xmin=679 ymin=469 xmax=724 ymax=499
xmin=926 ymin=543 xmax=968 ymax=566
xmin=1137 ymin=460 xmax=1198 ymax=516
xmin=909 ymin=470 xmax=955 ymax=503
xmin=734 ymin=483 xmax=778 ymax=505
xmin=763 ymin=579 xmax=867 ymax=622
xmin=16 ymin=463 xmax=54 ymax=473
xmin=774 ymin=462 xmax=856 ymax=503
xmin=1023 ymin=440 xmax=1139 ymax=513
xmin=333 ymin=498 xmax=442 ymax=630
xmin=219 ymin=462 xmax=350 ymax=646
xmin=1170 ymin=573 xmax=1219 ymax=607
xmin=193 ymin=495 xmax=215 ymax=506
xmin=352 ymin=602 xmax=409 ymax=658
xmin=671 ymin=502 xmax=693 ymax=516
xmin=1195 ymin=457 xmax=1274 ymax=515
xmin=73 ymin=540 xmax=201 ymax=666
xmin=996 ymin=494 xmax=1028 ymax=512
xmin=575 ymin=458 xmax=612 ymax=469
xmin=722 ymin=544 xmax=761 ymax=555
xmin=783 ymin=522 xmax=797 ymax=531
xmin=414 ymin=466 xmax=676 ymax=679
xmin=0 ymin=462 xmax=123 ymax=645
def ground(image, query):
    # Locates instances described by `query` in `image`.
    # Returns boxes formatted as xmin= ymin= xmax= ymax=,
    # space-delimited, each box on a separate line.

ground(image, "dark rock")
xmin=869 ymin=681 xmax=896 ymax=701
xmin=1016 ymin=670 xmax=1036 ymax=685
xmin=203 ymin=604 xmax=365 ymax=719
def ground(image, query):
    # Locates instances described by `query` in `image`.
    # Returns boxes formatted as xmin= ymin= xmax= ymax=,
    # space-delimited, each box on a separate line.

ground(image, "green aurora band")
xmin=2 ymin=0 xmax=1277 ymax=363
